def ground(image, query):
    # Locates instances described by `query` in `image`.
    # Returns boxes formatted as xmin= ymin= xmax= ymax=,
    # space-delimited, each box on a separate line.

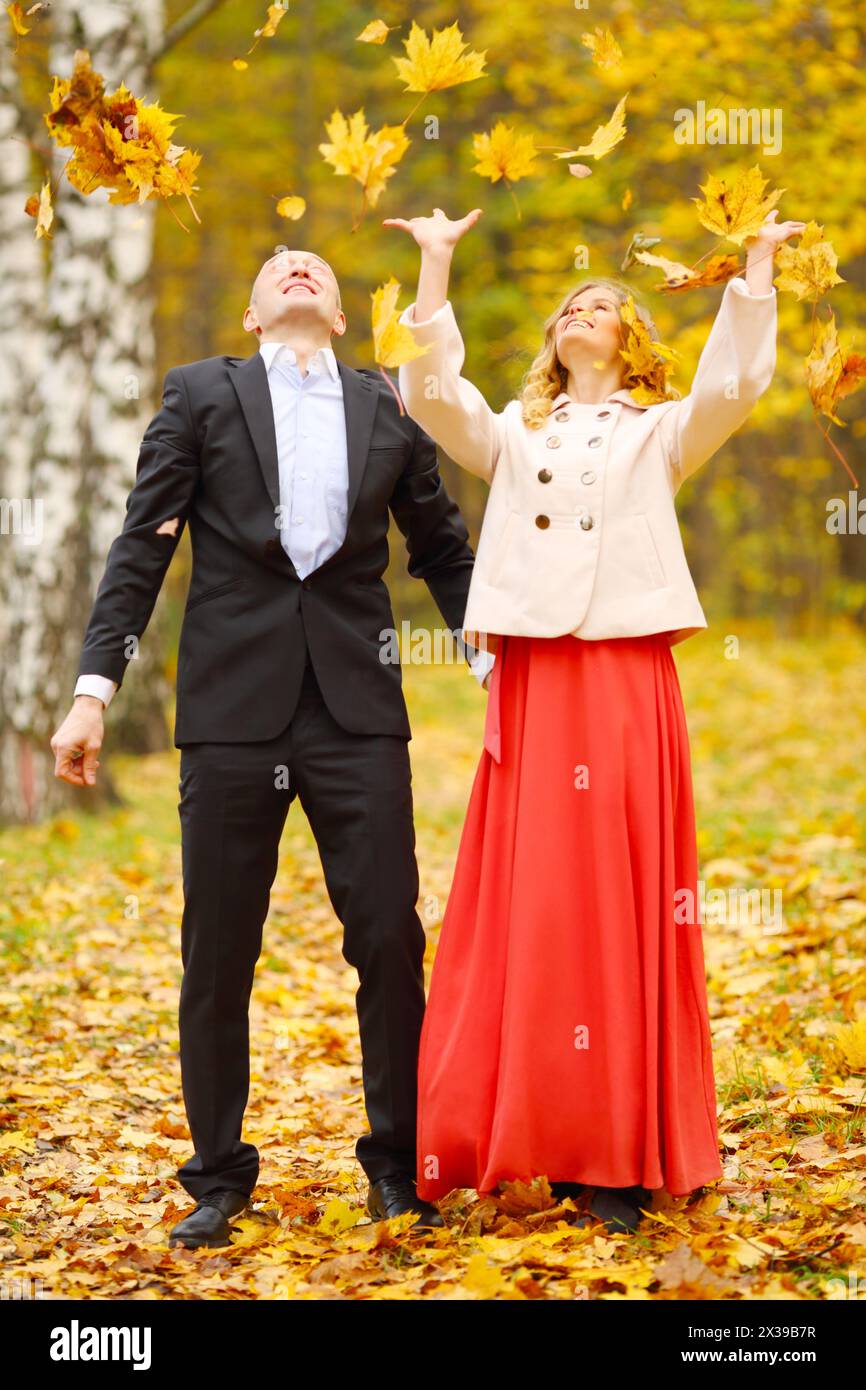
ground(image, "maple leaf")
xmin=805 ymin=309 xmax=866 ymax=426
xmin=392 ymin=20 xmax=487 ymax=94
xmin=692 ymin=164 xmax=784 ymax=246
xmin=472 ymin=122 xmax=538 ymax=184
xmin=773 ymin=220 xmax=844 ymax=302
xmin=24 ymin=179 xmax=53 ymax=238
xmin=618 ymin=294 xmax=679 ymax=403
xmin=556 ymin=93 xmax=629 ymax=161
xmin=581 ymin=26 xmax=623 ymax=69
xmin=256 ymin=3 xmax=289 ymax=39
xmin=371 ymin=277 xmax=432 ymax=372
xmin=7 ymin=2 xmax=29 ymax=36
xmin=635 ymin=249 xmax=743 ymax=292
xmin=357 ymin=19 xmax=391 ymax=45
xmin=276 ymin=194 xmax=306 ymax=220
xmin=319 ymin=108 xmax=409 ymax=211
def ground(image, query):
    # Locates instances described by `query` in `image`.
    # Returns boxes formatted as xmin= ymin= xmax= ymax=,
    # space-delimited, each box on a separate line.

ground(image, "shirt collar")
xmin=258 ymin=339 xmax=340 ymax=381
xmin=547 ymin=386 xmax=652 ymax=413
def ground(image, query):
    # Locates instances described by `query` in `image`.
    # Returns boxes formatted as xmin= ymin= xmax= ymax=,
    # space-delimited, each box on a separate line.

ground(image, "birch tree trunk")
xmin=0 ymin=0 xmax=170 ymax=823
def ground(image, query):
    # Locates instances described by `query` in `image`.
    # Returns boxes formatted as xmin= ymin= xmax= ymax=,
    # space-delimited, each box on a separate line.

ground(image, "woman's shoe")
xmin=550 ymin=1181 xmax=586 ymax=1202
xmin=585 ymin=1184 xmax=651 ymax=1234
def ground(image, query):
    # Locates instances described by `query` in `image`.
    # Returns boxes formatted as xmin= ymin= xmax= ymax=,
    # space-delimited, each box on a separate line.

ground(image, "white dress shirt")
xmin=75 ymin=340 xmax=493 ymax=707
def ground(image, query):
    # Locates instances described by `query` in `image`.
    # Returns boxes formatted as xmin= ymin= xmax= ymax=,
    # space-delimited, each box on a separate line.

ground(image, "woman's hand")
xmin=747 ymin=209 xmax=807 ymax=253
xmin=744 ymin=209 xmax=807 ymax=294
xmin=382 ymin=206 xmax=483 ymax=257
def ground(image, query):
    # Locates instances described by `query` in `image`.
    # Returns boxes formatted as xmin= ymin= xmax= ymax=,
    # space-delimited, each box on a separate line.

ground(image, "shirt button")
xmin=538 ymin=468 xmax=553 ymax=483
xmin=535 ymin=514 xmax=550 ymax=528
xmin=546 ymin=435 xmax=561 ymax=449
xmin=555 ymin=410 xmax=570 ymax=422
xmin=596 ymin=409 xmax=612 ymax=420
xmin=588 ymin=436 xmax=603 ymax=448
xmin=581 ymin=470 xmax=596 ymax=485
xmin=580 ymin=514 xmax=594 ymax=530
xmin=294 ymin=516 xmax=304 ymax=524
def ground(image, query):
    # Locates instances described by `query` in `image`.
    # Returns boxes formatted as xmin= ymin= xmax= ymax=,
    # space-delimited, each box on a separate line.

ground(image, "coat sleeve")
xmin=397 ymin=299 xmax=507 ymax=484
xmin=77 ymin=366 xmax=201 ymax=687
xmin=656 ymin=276 xmax=778 ymax=492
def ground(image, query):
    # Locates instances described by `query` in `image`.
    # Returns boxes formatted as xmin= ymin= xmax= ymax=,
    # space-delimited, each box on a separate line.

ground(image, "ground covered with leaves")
xmin=1 ymin=623 xmax=865 ymax=1300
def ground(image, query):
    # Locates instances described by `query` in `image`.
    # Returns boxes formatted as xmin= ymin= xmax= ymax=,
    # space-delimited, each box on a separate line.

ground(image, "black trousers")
xmin=174 ymin=650 xmax=427 ymax=1199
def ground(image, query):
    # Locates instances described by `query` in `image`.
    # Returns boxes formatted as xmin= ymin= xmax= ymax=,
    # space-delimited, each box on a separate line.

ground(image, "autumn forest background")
xmin=1 ymin=0 xmax=866 ymax=1303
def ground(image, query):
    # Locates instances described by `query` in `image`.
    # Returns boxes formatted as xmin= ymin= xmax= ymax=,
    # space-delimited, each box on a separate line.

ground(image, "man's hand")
xmin=50 ymin=696 xmax=105 ymax=787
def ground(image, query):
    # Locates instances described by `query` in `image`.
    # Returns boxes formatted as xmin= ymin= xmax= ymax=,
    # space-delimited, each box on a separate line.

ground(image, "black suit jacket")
xmin=77 ymin=349 xmax=479 ymax=744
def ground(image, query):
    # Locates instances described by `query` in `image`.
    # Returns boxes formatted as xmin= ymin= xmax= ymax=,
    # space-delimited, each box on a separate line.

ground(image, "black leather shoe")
xmin=367 ymin=1173 xmax=444 ymax=1229
xmin=168 ymin=1189 xmax=250 ymax=1249
xmin=550 ymin=1181 xmax=586 ymax=1202
xmin=586 ymin=1184 xmax=651 ymax=1234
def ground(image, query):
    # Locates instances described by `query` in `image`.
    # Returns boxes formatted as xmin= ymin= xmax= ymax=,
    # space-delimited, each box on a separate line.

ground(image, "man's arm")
xmin=51 ymin=367 xmax=201 ymax=786
xmin=388 ymin=414 xmax=488 ymax=682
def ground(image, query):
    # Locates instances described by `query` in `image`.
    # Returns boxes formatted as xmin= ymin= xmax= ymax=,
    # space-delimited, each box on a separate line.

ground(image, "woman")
xmin=384 ymin=205 xmax=804 ymax=1233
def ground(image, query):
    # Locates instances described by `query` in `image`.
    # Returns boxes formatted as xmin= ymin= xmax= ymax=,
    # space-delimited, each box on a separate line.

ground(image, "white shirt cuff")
xmin=74 ymin=675 xmax=118 ymax=709
xmin=467 ymin=647 xmax=496 ymax=686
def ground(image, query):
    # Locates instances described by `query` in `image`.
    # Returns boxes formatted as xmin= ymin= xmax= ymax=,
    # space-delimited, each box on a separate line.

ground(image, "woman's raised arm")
xmin=384 ymin=208 xmax=506 ymax=484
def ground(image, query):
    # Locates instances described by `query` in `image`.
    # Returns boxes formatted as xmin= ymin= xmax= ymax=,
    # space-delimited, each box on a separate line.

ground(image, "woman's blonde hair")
xmin=518 ymin=276 xmax=666 ymax=429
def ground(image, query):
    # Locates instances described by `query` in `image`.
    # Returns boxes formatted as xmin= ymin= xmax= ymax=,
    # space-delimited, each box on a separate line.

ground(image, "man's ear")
xmin=331 ymin=309 xmax=347 ymax=339
xmin=242 ymin=305 xmax=260 ymax=336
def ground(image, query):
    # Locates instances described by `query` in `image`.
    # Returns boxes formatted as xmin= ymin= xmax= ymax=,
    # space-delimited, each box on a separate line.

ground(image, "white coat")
xmin=397 ymin=277 xmax=777 ymax=654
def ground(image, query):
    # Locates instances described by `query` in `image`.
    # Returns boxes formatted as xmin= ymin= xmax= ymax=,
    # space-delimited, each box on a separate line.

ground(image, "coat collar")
xmin=547 ymin=386 xmax=652 ymax=414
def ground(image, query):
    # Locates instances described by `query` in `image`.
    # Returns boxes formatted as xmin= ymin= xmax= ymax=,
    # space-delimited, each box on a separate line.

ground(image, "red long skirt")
xmin=416 ymin=632 xmax=723 ymax=1200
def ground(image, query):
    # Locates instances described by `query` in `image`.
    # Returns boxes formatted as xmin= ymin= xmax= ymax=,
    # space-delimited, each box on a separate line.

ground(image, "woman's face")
xmin=554 ymin=288 xmax=623 ymax=371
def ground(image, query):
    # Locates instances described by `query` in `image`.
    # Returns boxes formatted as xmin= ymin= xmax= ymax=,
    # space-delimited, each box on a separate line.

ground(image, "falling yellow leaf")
xmin=581 ymin=26 xmax=623 ymax=69
xmin=232 ymin=58 xmax=249 ymax=71
xmin=472 ymin=122 xmax=537 ymax=184
xmin=256 ymin=3 xmax=289 ymax=40
xmin=556 ymin=93 xmax=629 ymax=161
xmin=6 ymin=2 xmax=29 ymax=35
xmin=24 ymin=179 xmax=53 ymax=238
xmin=319 ymin=108 xmax=409 ymax=209
xmin=276 ymin=194 xmax=306 ymax=220
xmin=568 ymin=163 xmax=593 ymax=179
xmin=622 ymin=187 xmax=633 ymax=210
xmin=372 ymin=277 xmax=433 ymax=371
xmin=357 ymin=19 xmax=391 ymax=45
xmin=806 ymin=309 xmax=866 ymax=426
xmin=773 ymin=220 xmax=844 ymax=303
xmin=392 ymin=20 xmax=487 ymax=94
xmin=692 ymin=164 xmax=784 ymax=246
xmin=634 ymin=249 xmax=742 ymax=292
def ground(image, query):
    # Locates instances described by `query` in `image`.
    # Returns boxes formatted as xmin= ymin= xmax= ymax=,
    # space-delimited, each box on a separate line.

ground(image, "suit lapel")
xmin=227 ymin=351 xmax=379 ymax=535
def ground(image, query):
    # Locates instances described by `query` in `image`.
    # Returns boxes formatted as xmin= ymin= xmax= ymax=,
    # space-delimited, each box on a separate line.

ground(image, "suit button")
xmin=581 ymin=470 xmax=596 ymax=485
xmin=588 ymin=436 xmax=603 ymax=447
xmin=538 ymin=468 xmax=553 ymax=483
xmin=596 ymin=409 xmax=611 ymax=420
xmin=555 ymin=410 xmax=570 ymax=422
xmin=580 ymin=514 xmax=594 ymax=530
xmin=302 ymin=579 xmax=312 ymax=590
xmin=535 ymin=514 xmax=550 ymax=529
xmin=546 ymin=435 xmax=561 ymax=448
xmin=264 ymin=538 xmax=281 ymax=556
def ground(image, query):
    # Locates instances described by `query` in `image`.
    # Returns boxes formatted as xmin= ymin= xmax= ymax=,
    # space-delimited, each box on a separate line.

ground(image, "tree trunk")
xmin=0 ymin=0 xmax=171 ymax=824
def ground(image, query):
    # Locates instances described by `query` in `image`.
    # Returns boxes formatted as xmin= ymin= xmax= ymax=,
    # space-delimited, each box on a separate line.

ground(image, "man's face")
xmin=243 ymin=249 xmax=346 ymax=341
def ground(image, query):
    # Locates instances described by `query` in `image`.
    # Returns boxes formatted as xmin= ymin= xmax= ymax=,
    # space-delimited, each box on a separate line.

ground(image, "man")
xmin=50 ymin=248 xmax=493 ymax=1248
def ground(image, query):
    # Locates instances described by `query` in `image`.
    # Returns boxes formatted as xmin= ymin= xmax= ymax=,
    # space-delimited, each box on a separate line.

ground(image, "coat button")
xmin=596 ymin=409 xmax=611 ymax=420
xmin=538 ymin=468 xmax=553 ymax=483
xmin=581 ymin=470 xmax=596 ymax=485
xmin=302 ymin=578 xmax=312 ymax=590
xmin=555 ymin=410 xmax=570 ymax=422
xmin=535 ymin=514 xmax=550 ymax=529
xmin=546 ymin=435 xmax=561 ymax=448
xmin=264 ymin=538 xmax=281 ymax=556
xmin=588 ymin=436 xmax=603 ymax=447
xmin=579 ymin=514 xmax=594 ymax=530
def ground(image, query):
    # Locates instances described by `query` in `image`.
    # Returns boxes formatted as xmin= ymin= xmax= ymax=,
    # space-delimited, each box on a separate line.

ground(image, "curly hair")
xmin=517 ymin=276 xmax=668 ymax=429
